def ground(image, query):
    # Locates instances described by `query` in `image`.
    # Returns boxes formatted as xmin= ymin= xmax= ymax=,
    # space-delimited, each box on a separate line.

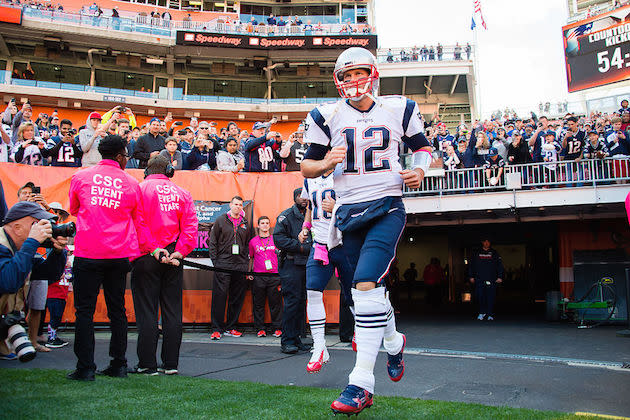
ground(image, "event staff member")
xmin=273 ymin=188 xmax=312 ymax=354
xmin=208 ymin=196 xmax=255 ymax=340
xmin=469 ymin=237 xmax=504 ymax=321
xmin=130 ymin=155 xmax=198 ymax=375
xmin=0 ymin=202 xmax=67 ymax=358
xmin=68 ymin=135 xmax=158 ymax=381
xmin=248 ymin=216 xmax=282 ymax=338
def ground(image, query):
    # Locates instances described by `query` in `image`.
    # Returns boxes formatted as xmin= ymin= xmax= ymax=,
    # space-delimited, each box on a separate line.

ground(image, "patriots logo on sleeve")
xmin=303 ymin=122 xmax=310 ymax=131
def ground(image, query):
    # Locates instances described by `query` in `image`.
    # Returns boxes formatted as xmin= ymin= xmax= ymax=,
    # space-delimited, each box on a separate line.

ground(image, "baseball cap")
xmin=88 ymin=112 xmax=102 ymax=120
xmin=544 ymin=131 xmax=556 ymax=138
xmin=252 ymin=122 xmax=266 ymax=131
xmin=20 ymin=181 xmax=35 ymax=191
xmin=488 ymin=147 xmax=498 ymax=157
xmin=588 ymin=130 xmax=599 ymax=136
xmin=48 ymin=202 xmax=69 ymax=218
xmin=3 ymin=201 xmax=57 ymax=225
xmin=149 ymin=117 xmax=161 ymax=124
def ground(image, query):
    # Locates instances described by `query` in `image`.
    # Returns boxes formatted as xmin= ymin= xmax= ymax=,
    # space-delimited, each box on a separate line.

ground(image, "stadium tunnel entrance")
xmin=398 ymin=215 xmax=630 ymax=321
xmin=392 ymin=218 xmax=628 ymax=320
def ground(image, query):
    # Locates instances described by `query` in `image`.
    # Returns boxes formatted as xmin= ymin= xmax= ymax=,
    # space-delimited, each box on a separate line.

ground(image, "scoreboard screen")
xmin=562 ymin=5 xmax=630 ymax=92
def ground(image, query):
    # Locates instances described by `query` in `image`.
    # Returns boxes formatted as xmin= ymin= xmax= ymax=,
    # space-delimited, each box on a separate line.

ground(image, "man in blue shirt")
xmin=0 ymin=202 xmax=67 ymax=357
xmin=243 ymin=122 xmax=282 ymax=172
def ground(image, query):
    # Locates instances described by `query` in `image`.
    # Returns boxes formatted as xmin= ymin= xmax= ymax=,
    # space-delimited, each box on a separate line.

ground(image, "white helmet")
xmin=333 ymin=47 xmax=379 ymax=101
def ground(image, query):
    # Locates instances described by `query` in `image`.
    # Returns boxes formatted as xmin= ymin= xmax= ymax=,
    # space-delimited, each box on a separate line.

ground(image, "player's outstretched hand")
xmin=400 ymin=169 xmax=423 ymax=189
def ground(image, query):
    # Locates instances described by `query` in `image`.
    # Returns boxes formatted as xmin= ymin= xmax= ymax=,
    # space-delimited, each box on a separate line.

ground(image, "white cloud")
xmin=374 ymin=0 xmax=570 ymax=117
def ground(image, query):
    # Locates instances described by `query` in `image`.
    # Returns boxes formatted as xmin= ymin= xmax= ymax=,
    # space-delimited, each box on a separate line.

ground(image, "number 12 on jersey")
xmin=342 ymin=126 xmax=392 ymax=174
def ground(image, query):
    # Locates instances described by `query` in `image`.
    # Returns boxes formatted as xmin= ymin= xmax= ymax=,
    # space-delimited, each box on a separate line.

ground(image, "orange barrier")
xmin=2 ymin=163 xmax=337 ymax=325
xmin=0 ymin=162 xmax=304 ymax=227
xmin=47 ymin=290 xmax=341 ymax=325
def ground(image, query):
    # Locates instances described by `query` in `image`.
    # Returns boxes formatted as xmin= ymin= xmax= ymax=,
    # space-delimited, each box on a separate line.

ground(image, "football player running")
xmin=300 ymin=172 xmax=354 ymax=374
xmin=301 ymin=47 xmax=432 ymax=415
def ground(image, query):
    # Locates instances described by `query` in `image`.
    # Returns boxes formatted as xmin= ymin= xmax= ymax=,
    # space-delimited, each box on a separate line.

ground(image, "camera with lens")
xmin=68 ymin=128 xmax=77 ymax=136
xmin=0 ymin=311 xmax=36 ymax=362
xmin=42 ymin=222 xmax=76 ymax=248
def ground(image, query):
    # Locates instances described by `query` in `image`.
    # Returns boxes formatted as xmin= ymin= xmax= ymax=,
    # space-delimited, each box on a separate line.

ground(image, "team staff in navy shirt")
xmin=469 ymin=237 xmax=504 ymax=321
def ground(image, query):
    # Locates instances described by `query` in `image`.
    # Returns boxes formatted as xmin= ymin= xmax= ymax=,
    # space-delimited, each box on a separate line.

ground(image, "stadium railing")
xmin=18 ymin=6 xmax=375 ymax=38
xmin=377 ymin=46 xmax=473 ymax=64
xmin=402 ymin=157 xmax=630 ymax=196
xmin=567 ymin=0 xmax=630 ymax=23
xmin=0 ymin=71 xmax=337 ymax=105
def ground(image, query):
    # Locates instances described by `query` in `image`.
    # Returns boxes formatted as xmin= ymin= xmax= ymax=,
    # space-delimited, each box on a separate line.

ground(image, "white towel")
xmin=326 ymin=202 xmax=343 ymax=250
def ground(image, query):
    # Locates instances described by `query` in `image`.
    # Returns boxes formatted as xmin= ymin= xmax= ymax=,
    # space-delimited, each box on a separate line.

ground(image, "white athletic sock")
xmin=348 ymin=287 xmax=388 ymax=394
xmin=307 ymin=290 xmax=326 ymax=350
xmin=383 ymin=292 xmax=404 ymax=355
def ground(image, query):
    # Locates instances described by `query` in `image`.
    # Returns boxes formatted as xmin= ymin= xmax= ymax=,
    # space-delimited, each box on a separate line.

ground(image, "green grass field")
xmin=0 ymin=369 xmax=602 ymax=419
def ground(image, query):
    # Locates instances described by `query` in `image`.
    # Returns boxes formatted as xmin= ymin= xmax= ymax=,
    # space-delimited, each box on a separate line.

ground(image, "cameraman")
xmin=0 ymin=202 xmax=67 ymax=357
xmin=130 ymin=155 xmax=198 ymax=375
xmin=42 ymin=119 xmax=83 ymax=167
xmin=68 ymin=135 xmax=159 ymax=381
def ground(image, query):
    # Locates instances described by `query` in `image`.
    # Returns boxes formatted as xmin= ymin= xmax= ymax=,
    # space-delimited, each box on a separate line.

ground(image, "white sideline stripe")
xmin=179 ymin=338 xmax=627 ymax=371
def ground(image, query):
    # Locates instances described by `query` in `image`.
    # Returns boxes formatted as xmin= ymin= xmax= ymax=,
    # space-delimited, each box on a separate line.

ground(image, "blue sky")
xmin=374 ymin=0 xmax=570 ymax=117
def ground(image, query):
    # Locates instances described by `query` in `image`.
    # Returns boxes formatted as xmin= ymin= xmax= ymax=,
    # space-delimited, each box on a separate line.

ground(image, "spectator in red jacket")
xmin=423 ymin=258 xmax=445 ymax=307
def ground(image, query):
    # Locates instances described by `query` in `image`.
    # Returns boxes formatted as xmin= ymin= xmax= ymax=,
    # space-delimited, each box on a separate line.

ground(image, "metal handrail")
xmin=0 ymin=72 xmax=336 ymax=105
xmin=403 ymin=157 xmax=630 ymax=196
xmin=15 ymin=5 xmax=375 ymax=38
xmin=378 ymin=45 xmax=473 ymax=64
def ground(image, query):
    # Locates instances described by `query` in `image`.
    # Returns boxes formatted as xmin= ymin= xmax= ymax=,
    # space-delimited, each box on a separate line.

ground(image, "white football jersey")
xmin=301 ymin=174 xmax=335 ymax=245
xmin=304 ymin=96 xmax=425 ymax=205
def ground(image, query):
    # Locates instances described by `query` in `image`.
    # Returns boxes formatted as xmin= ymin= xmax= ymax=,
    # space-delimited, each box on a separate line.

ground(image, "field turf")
xmin=0 ymin=369 xmax=605 ymax=419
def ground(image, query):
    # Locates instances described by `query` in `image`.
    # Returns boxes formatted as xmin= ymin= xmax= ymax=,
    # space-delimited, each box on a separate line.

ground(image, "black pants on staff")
xmin=72 ymin=257 xmax=131 ymax=371
xmin=211 ymin=270 xmax=247 ymax=333
xmin=252 ymin=274 xmax=282 ymax=332
xmin=476 ymin=281 xmax=497 ymax=316
xmin=131 ymin=253 xmax=183 ymax=370
xmin=279 ymin=259 xmax=306 ymax=347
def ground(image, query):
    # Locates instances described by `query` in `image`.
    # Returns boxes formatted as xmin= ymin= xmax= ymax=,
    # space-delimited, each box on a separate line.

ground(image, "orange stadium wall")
xmin=25 ymin=106 xmax=302 ymax=139
xmin=57 ymin=0 xmax=238 ymax=21
xmin=0 ymin=162 xmax=342 ymax=325
xmin=557 ymin=219 xmax=630 ymax=298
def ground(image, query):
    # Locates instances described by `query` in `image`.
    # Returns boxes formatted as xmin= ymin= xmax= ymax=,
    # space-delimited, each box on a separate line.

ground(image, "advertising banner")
xmin=176 ymin=31 xmax=377 ymax=50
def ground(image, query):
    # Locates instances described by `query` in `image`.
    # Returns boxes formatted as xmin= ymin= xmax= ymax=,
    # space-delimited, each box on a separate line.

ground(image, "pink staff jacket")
xmin=139 ymin=174 xmax=198 ymax=257
xmin=69 ymin=159 xmax=152 ymax=259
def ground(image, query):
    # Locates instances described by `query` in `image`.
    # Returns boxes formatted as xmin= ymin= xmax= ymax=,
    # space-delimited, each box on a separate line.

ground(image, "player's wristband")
xmin=150 ymin=248 xmax=160 ymax=256
xmin=302 ymin=222 xmax=312 ymax=230
xmin=411 ymin=149 xmax=432 ymax=174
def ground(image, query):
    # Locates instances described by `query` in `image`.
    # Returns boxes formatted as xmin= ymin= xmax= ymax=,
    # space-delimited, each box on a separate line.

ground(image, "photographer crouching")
xmin=0 ymin=202 xmax=68 ymax=361
xmin=129 ymin=155 xmax=198 ymax=375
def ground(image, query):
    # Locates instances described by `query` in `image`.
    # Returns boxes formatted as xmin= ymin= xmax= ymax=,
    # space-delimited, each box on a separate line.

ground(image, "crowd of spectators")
xmin=422 ymin=99 xmax=630 ymax=188
xmin=5 ymin=0 xmax=374 ymax=35
xmin=2 ymin=97 xmax=629 ymax=188
xmin=0 ymin=100 xmax=308 ymax=173
xmin=385 ymin=43 xmax=472 ymax=63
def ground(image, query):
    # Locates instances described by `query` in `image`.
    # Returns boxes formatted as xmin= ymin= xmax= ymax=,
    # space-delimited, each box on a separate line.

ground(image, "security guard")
xmin=273 ymin=188 xmax=312 ymax=354
xmin=468 ymin=236 xmax=504 ymax=321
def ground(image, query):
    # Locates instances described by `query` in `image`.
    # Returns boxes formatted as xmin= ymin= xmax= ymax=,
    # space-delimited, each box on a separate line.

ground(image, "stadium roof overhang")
xmin=403 ymin=185 xmax=628 ymax=226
